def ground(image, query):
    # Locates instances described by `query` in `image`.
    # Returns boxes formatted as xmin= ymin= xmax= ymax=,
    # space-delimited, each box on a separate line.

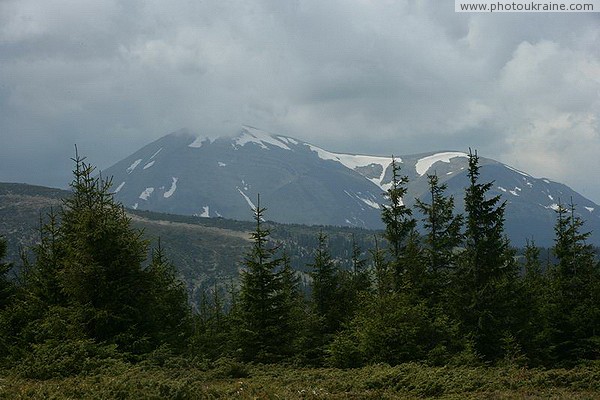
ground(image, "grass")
xmin=1 ymin=361 xmax=600 ymax=399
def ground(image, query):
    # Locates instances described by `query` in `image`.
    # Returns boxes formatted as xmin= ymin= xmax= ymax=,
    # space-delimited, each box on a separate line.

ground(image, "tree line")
xmin=0 ymin=149 xmax=598 ymax=376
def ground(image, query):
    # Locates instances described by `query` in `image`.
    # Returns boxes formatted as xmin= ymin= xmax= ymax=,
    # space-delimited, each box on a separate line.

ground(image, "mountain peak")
xmin=103 ymin=127 xmax=600 ymax=246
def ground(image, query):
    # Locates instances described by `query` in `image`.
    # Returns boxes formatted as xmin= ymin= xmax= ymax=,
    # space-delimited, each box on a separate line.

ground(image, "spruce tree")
xmin=370 ymin=235 xmax=392 ymax=298
xmin=548 ymin=201 xmax=600 ymax=362
xmin=277 ymin=253 xmax=304 ymax=358
xmin=57 ymin=154 xmax=153 ymax=351
xmin=191 ymin=284 xmax=231 ymax=360
xmin=348 ymin=237 xmax=371 ymax=299
xmin=380 ymin=157 xmax=415 ymax=289
xmin=553 ymin=201 xmax=596 ymax=279
xmin=415 ymin=173 xmax=463 ymax=303
xmin=237 ymin=196 xmax=292 ymax=362
xmin=516 ymin=238 xmax=551 ymax=365
xmin=399 ymin=228 xmax=427 ymax=296
xmin=453 ymin=149 xmax=518 ymax=360
xmin=22 ymin=211 xmax=67 ymax=308
xmin=309 ymin=231 xmax=341 ymax=335
xmin=145 ymin=239 xmax=192 ymax=351
xmin=9 ymin=154 xmax=192 ymax=357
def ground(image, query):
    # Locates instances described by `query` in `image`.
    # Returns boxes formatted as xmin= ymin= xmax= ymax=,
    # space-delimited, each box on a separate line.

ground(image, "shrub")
xmin=15 ymin=338 xmax=127 ymax=379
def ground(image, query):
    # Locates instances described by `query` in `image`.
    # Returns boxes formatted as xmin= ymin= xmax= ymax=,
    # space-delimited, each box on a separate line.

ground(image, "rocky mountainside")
xmin=102 ymin=126 xmax=600 ymax=247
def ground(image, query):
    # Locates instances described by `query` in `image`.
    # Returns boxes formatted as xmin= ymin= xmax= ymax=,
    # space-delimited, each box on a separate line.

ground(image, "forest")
xmin=0 ymin=150 xmax=599 ymax=398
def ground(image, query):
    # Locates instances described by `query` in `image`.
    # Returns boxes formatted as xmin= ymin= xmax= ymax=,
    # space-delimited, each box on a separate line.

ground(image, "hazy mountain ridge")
xmin=103 ymin=126 xmax=600 ymax=247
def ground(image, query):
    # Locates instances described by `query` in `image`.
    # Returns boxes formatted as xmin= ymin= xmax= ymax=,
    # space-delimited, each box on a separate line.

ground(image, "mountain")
xmin=103 ymin=126 xmax=600 ymax=247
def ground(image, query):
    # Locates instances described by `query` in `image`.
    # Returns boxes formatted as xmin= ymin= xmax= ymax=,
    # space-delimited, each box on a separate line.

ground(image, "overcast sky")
xmin=1 ymin=0 xmax=599 ymax=202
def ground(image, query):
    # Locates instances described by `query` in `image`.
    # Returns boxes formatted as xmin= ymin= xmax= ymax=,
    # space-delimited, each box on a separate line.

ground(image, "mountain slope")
xmin=103 ymin=126 xmax=600 ymax=246
xmin=0 ymin=182 xmax=377 ymax=304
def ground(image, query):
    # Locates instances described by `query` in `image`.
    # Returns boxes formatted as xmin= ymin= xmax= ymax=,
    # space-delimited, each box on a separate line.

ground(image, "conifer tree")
xmin=22 ymin=211 xmax=66 ymax=308
xmin=548 ymin=201 xmax=600 ymax=362
xmin=191 ymin=284 xmax=231 ymax=360
xmin=370 ymin=235 xmax=392 ymax=298
xmin=145 ymin=239 xmax=192 ymax=351
xmin=349 ymin=237 xmax=371 ymax=298
xmin=553 ymin=201 xmax=596 ymax=279
xmin=415 ymin=174 xmax=463 ymax=302
xmin=335 ymin=239 xmax=372 ymax=335
xmin=380 ymin=157 xmax=415 ymax=289
xmin=237 ymin=196 xmax=292 ymax=362
xmin=309 ymin=231 xmax=341 ymax=335
xmin=453 ymin=149 xmax=518 ymax=360
xmin=57 ymin=154 xmax=153 ymax=351
xmin=399 ymin=228 xmax=426 ymax=296
xmin=277 ymin=253 xmax=305 ymax=358
xmin=7 ymin=153 xmax=192 ymax=357
xmin=517 ymin=238 xmax=550 ymax=365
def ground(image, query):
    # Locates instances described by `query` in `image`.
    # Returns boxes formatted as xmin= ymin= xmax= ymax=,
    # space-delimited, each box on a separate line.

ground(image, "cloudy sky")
xmin=1 ymin=0 xmax=599 ymax=202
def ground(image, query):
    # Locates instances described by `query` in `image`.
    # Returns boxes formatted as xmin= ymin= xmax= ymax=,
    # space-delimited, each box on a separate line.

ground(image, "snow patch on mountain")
xmin=114 ymin=181 xmax=125 ymax=193
xmin=218 ymin=162 xmax=227 ymax=167
xmin=358 ymin=195 xmax=380 ymax=209
xmin=164 ymin=178 xmax=178 ymax=198
xmin=585 ymin=206 xmax=595 ymax=213
xmin=188 ymin=136 xmax=211 ymax=148
xmin=139 ymin=187 xmax=154 ymax=200
xmin=306 ymin=144 xmax=393 ymax=190
xmin=200 ymin=206 xmax=210 ymax=218
xmin=143 ymin=161 xmax=155 ymax=170
xmin=278 ymin=136 xmax=299 ymax=145
xmin=504 ymin=164 xmax=530 ymax=177
xmin=235 ymin=126 xmax=291 ymax=150
xmin=344 ymin=190 xmax=381 ymax=210
xmin=237 ymin=188 xmax=256 ymax=211
xmin=415 ymin=152 xmax=467 ymax=176
xmin=127 ymin=159 xmax=142 ymax=174
xmin=149 ymin=148 xmax=162 ymax=159
xmin=132 ymin=203 xmax=138 ymax=210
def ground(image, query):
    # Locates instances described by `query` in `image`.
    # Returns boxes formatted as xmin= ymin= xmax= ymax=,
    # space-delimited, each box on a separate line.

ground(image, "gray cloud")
xmin=1 ymin=0 xmax=599 ymax=202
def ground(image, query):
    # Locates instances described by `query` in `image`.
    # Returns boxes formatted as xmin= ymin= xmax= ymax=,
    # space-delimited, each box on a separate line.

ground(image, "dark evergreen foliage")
xmin=1 ymin=148 xmax=599 ymax=374
xmin=237 ymin=197 xmax=298 ymax=362
xmin=452 ymin=149 xmax=519 ymax=361
xmin=0 ymin=153 xmax=192 ymax=367
xmin=546 ymin=201 xmax=600 ymax=363
xmin=380 ymin=157 xmax=416 ymax=289
xmin=309 ymin=231 xmax=342 ymax=335
xmin=415 ymin=174 xmax=463 ymax=304
xmin=145 ymin=239 xmax=193 ymax=351
xmin=0 ymin=236 xmax=13 ymax=310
